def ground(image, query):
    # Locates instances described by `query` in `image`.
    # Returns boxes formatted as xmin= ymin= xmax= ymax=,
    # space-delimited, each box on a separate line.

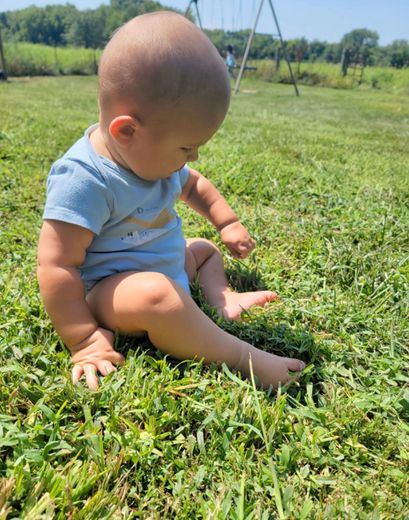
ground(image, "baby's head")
xmin=98 ymin=11 xmax=230 ymax=179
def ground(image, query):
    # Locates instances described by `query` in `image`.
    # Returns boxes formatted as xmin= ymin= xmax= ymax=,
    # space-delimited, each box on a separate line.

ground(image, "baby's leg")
xmin=185 ymin=238 xmax=278 ymax=320
xmin=87 ymin=271 xmax=304 ymax=389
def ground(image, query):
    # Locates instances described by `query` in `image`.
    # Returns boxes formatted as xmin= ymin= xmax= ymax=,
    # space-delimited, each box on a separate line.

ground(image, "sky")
xmin=1 ymin=0 xmax=408 ymax=45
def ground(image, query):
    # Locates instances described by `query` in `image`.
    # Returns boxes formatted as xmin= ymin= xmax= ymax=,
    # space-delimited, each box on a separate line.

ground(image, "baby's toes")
xmin=286 ymin=358 xmax=306 ymax=373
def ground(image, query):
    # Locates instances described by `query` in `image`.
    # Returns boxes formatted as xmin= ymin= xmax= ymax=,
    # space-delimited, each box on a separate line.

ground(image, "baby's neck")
xmin=89 ymin=125 xmax=114 ymax=161
xmin=90 ymin=124 xmax=134 ymax=174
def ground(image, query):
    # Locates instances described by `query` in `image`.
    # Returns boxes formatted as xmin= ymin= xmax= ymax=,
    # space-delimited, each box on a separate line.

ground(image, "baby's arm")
xmin=37 ymin=220 xmax=124 ymax=389
xmin=180 ymin=168 xmax=255 ymax=258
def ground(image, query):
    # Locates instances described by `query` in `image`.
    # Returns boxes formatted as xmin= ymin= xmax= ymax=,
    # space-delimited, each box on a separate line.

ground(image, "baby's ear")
xmin=109 ymin=116 xmax=139 ymax=145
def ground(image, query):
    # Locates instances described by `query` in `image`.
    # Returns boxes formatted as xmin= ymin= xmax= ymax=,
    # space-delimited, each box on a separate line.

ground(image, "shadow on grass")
xmin=114 ymin=267 xmax=324 ymax=403
xmin=225 ymin=262 xmax=268 ymax=293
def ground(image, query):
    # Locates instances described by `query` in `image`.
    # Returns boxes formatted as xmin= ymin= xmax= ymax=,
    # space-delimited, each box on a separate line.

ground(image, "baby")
xmin=37 ymin=11 xmax=305 ymax=391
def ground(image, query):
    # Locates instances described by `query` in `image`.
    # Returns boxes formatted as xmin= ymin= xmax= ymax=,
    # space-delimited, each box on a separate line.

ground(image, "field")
xmin=0 ymin=76 xmax=408 ymax=518
xmin=3 ymin=42 xmax=101 ymax=76
xmin=251 ymin=60 xmax=409 ymax=93
xmin=4 ymin=42 xmax=409 ymax=95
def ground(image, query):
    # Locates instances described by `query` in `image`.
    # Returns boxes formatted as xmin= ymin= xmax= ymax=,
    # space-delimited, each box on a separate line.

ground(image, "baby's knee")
xmin=187 ymin=238 xmax=220 ymax=262
xmin=187 ymin=237 xmax=218 ymax=250
xmin=136 ymin=272 xmax=185 ymax=314
xmin=185 ymin=238 xmax=220 ymax=279
xmin=89 ymin=271 xmax=188 ymax=335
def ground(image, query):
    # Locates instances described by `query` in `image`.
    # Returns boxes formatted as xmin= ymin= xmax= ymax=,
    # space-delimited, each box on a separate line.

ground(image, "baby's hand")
xmin=220 ymin=221 xmax=256 ymax=259
xmin=70 ymin=327 xmax=125 ymax=390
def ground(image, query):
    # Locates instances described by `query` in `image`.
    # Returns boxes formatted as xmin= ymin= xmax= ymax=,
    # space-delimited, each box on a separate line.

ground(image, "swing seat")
xmin=233 ymin=65 xmax=257 ymax=71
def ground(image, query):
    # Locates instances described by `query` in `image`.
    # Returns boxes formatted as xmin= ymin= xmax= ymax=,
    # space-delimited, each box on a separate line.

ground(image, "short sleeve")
xmin=178 ymin=165 xmax=190 ymax=187
xmin=43 ymin=159 xmax=112 ymax=235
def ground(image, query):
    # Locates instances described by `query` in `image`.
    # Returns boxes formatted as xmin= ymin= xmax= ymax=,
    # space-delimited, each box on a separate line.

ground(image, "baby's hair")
xmin=98 ymin=11 xmax=230 ymax=115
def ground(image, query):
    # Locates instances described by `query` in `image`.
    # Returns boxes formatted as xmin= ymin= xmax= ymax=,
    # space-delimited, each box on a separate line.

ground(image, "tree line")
xmin=1 ymin=0 xmax=408 ymax=69
xmin=0 ymin=1 xmax=169 ymax=50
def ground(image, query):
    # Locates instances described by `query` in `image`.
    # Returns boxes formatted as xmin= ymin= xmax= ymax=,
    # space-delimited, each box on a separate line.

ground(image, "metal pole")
xmin=185 ymin=0 xmax=202 ymax=29
xmin=0 ymin=26 xmax=7 ymax=80
xmin=266 ymin=0 xmax=299 ymax=96
xmin=194 ymin=1 xmax=203 ymax=29
xmin=184 ymin=0 xmax=193 ymax=17
xmin=234 ymin=0 xmax=264 ymax=94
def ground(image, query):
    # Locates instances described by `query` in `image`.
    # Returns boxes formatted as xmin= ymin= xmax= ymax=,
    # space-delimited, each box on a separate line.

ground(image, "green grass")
xmin=250 ymin=60 xmax=409 ymax=94
xmin=1 ymin=76 xmax=408 ymax=518
xmin=3 ymin=42 xmax=101 ymax=76
xmin=4 ymin=42 xmax=409 ymax=95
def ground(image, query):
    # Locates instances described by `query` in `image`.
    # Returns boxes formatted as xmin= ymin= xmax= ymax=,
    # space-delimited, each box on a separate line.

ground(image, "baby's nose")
xmin=187 ymin=149 xmax=198 ymax=162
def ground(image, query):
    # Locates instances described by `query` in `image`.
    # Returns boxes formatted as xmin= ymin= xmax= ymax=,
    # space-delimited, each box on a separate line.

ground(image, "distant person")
xmin=37 ymin=12 xmax=305 ymax=391
xmin=225 ymin=44 xmax=236 ymax=78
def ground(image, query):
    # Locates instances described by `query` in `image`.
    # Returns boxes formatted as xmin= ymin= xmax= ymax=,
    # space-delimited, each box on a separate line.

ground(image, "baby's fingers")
xmin=84 ymin=363 xmax=100 ymax=391
xmin=71 ymin=363 xmax=99 ymax=391
xmin=109 ymin=351 xmax=125 ymax=366
xmin=72 ymin=359 xmax=121 ymax=390
xmin=237 ymin=245 xmax=250 ymax=258
xmin=243 ymin=238 xmax=256 ymax=252
xmin=234 ymin=242 xmax=254 ymax=258
xmin=95 ymin=360 xmax=118 ymax=376
xmin=72 ymin=364 xmax=84 ymax=386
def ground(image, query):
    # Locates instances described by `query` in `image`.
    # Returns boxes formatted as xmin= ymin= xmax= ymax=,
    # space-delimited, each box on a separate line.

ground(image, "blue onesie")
xmin=43 ymin=125 xmax=191 ymax=293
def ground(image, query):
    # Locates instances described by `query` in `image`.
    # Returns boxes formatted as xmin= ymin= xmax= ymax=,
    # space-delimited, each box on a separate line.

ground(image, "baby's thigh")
xmin=86 ymin=271 xmax=176 ymax=336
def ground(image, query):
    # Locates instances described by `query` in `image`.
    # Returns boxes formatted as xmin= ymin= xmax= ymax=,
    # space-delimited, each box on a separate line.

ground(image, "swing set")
xmin=184 ymin=0 xmax=299 ymax=96
xmin=0 ymin=26 xmax=7 ymax=81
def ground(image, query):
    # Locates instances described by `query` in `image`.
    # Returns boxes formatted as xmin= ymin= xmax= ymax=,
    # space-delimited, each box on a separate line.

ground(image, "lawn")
xmin=4 ymin=42 xmax=409 ymax=95
xmin=3 ymin=42 xmax=100 ymax=77
xmin=251 ymin=60 xmax=409 ymax=93
xmin=0 ymin=76 xmax=408 ymax=518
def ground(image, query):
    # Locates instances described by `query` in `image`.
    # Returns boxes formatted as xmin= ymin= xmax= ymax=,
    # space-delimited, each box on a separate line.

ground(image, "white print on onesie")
xmin=120 ymin=208 xmax=176 ymax=246
xmin=120 ymin=227 xmax=170 ymax=246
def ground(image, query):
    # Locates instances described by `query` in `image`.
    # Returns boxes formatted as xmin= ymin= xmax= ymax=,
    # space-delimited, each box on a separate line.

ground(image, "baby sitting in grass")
xmin=37 ymin=11 xmax=305 ymax=390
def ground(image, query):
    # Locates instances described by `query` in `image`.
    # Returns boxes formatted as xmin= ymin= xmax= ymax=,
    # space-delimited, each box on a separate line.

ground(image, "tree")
xmin=66 ymin=8 xmax=108 ymax=49
xmin=1 ymin=5 xmax=77 ymax=46
xmin=105 ymin=0 xmax=174 ymax=40
xmin=1 ymin=4 xmax=408 ymax=71
xmin=340 ymin=28 xmax=379 ymax=76
xmin=309 ymin=39 xmax=327 ymax=62
xmin=286 ymin=38 xmax=309 ymax=74
xmin=388 ymin=39 xmax=409 ymax=68
xmin=341 ymin=28 xmax=379 ymax=51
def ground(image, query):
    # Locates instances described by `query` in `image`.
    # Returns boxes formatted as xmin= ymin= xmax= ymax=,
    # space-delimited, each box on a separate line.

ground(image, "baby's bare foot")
xmin=217 ymin=290 xmax=278 ymax=320
xmin=239 ymin=346 xmax=305 ymax=389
